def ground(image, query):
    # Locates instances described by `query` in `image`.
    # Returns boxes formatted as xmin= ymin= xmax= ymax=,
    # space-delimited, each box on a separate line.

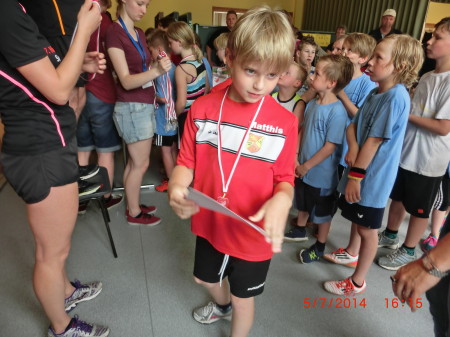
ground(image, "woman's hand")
xmin=77 ymin=0 xmax=102 ymax=36
xmin=82 ymin=52 xmax=106 ymax=74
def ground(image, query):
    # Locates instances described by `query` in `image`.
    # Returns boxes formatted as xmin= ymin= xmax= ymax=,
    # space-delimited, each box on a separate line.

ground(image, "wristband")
xmin=348 ymin=167 xmax=366 ymax=181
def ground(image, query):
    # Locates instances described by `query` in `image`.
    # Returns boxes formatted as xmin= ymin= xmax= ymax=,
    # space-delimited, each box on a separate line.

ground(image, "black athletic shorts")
xmin=338 ymin=195 xmax=385 ymax=229
xmin=295 ymin=178 xmax=338 ymax=223
xmin=390 ymin=167 xmax=443 ymax=218
xmin=193 ymin=236 xmax=271 ymax=298
xmin=433 ymin=174 xmax=450 ymax=212
xmin=154 ymin=133 xmax=177 ymax=147
xmin=1 ymin=138 xmax=78 ymax=204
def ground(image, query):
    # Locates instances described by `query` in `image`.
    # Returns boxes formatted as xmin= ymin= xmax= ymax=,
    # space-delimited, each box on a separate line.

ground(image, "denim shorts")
xmin=113 ymin=102 xmax=156 ymax=144
xmin=77 ymin=91 xmax=121 ymax=153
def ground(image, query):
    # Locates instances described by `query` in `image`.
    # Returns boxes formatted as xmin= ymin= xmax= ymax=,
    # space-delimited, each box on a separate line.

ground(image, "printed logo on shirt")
xmin=247 ymin=133 xmax=263 ymax=153
xmin=251 ymin=122 xmax=284 ymax=134
xmin=194 ymin=119 xmax=286 ymax=163
xmin=43 ymin=46 xmax=62 ymax=65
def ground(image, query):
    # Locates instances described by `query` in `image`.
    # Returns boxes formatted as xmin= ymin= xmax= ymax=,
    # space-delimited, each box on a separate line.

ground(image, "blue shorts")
xmin=77 ymin=91 xmax=121 ymax=153
xmin=113 ymin=102 xmax=156 ymax=144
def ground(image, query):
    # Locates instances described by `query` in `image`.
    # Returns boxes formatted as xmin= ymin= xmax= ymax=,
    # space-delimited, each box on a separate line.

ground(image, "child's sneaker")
xmin=155 ymin=179 xmax=169 ymax=192
xmin=323 ymin=248 xmax=358 ymax=268
xmin=125 ymin=205 xmax=157 ymax=217
xmin=421 ymin=234 xmax=438 ymax=252
xmin=298 ymin=244 xmax=323 ymax=263
xmin=323 ymin=277 xmax=366 ymax=296
xmin=103 ymin=194 xmax=123 ymax=210
xmin=377 ymin=247 xmax=416 ymax=270
xmin=65 ymin=280 xmax=103 ymax=312
xmin=377 ymin=231 xmax=400 ymax=249
xmin=47 ymin=315 xmax=109 ymax=337
xmin=193 ymin=301 xmax=232 ymax=324
xmin=284 ymin=227 xmax=308 ymax=242
xmin=127 ymin=212 xmax=161 ymax=226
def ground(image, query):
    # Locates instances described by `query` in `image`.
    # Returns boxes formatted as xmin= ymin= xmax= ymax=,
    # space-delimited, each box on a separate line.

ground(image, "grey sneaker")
xmin=65 ymin=280 xmax=102 ymax=312
xmin=378 ymin=231 xmax=400 ymax=249
xmin=48 ymin=315 xmax=109 ymax=337
xmin=377 ymin=247 xmax=416 ymax=271
xmin=193 ymin=301 xmax=232 ymax=324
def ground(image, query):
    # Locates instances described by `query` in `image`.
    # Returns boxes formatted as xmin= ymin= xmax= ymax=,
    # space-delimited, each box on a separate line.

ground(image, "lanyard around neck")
xmin=118 ymin=16 xmax=147 ymax=72
xmin=217 ymin=88 xmax=265 ymax=196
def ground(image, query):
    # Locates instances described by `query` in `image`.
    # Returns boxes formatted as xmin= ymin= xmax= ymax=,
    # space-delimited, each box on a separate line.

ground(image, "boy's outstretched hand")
xmin=249 ymin=183 xmax=293 ymax=253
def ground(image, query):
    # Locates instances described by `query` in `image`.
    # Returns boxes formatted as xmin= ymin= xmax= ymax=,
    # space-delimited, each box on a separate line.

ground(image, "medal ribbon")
xmin=217 ymin=88 xmax=265 ymax=199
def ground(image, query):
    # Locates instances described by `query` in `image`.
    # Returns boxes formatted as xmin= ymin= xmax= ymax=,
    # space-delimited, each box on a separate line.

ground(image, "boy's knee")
xmin=231 ymin=295 xmax=254 ymax=311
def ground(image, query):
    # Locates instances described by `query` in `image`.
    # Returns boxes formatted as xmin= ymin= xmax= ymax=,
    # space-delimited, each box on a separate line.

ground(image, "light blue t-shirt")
xmin=299 ymin=99 xmax=347 ymax=189
xmin=155 ymin=64 xmax=177 ymax=136
xmin=338 ymin=84 xmax=410 ymax=208
xmin=339 ymin=74 xmax=377 ymax=167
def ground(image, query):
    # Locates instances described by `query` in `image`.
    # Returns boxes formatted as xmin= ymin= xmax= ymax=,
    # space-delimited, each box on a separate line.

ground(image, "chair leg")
xmin=95 ymin=198 xmax=118 ymax=258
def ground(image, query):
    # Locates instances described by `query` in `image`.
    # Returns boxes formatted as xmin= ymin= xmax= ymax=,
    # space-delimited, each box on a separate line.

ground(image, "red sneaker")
xmin=127 ymin=212 xmax=161 ymax=226
xmin=155 ymin=179 xmax=169 ymax=192
xmin=126 ymin=205 xmax=157 ymax=217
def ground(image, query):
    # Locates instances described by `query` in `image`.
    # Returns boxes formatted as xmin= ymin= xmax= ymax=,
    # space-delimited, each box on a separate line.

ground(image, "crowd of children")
xmin=101 ymin=6 xmax=450 ymax=337
xmin=2 ymin=1 xmax=449 ymax=336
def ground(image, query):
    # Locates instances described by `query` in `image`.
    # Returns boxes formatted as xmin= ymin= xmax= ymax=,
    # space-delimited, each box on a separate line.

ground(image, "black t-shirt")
xmin=0 ymin=0 xmax=75 ymax=155
xmin=20 ymin=0 xmax=83 ymax=38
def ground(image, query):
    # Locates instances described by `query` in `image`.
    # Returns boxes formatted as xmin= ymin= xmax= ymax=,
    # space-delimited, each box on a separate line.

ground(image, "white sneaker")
xmin=192 ymin=301 xmax=232 ymax=324
xmin=323 ymin=248 xmax=358 ymax=268
xmin=324 ymin=277 xmax=366 ymax=296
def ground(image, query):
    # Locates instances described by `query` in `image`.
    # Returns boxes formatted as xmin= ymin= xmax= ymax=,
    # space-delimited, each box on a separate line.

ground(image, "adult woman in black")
xmin=0 ymin=1 xmax=109 ymax=336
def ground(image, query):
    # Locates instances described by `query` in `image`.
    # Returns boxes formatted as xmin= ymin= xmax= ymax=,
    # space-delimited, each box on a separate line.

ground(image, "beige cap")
xmin=383 ymin=9 xmax=396 ymax=17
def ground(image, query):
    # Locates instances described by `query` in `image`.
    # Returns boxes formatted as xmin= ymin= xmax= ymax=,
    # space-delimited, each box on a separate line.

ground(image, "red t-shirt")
xmin=86 ymin=12 xmax=116 ymax=104
xmin=178 ymin=85 xmax=298 ymax=261
xmin=105 ymin=22 xmax=155 ymax=104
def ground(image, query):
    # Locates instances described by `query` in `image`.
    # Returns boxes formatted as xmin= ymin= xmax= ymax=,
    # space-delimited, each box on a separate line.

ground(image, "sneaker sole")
xmin=283 ymin=236 xmax=309 ymax=242
xmin=323 ymin=255 xmax=358 ymax=268
xmin=127 ymin=219 xmax=162 ymax=227
xmin=377 ymin=262 xmax=403 ymax=271
xmin=65 ymin=287 xmax=103 ymax=312
xmin=79 ymin=167 xmax=100 ymax=180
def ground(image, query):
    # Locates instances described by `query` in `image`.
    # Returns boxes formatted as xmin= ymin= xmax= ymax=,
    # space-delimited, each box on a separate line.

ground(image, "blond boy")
xmin=168 ymin=6 xmax=297 ymax=337
xmin=272 ymin=62 xmax=307 ymax=123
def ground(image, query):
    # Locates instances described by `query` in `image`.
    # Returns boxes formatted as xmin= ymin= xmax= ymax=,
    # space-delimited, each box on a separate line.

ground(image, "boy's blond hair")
xmin=147 ymin=29 xmax=170 ymax=53
xmin=435 ymin=17 xmax=450 ymax=32
xmin=167 ymin=21 xmax=203 ymax=62
xmin=383 ymin=34 xmax=424 ymax=88
xmin=317 ymin=54 xmax=354 ymax=94
xmin=344 ymin=33 xmax=376 ymax=60
xmin=214 ymin=32 xmax=229 ymax=50
xmin=292 ymin=62 xmax=308 ymax=84
xmin=227 ymin=6 xmax=295 ymax=74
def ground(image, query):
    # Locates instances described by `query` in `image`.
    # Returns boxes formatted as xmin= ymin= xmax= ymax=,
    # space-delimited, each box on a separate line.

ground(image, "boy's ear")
xmin=358 ymin=55 xmax=369 ymax=66
xmin=327 ymin=79 xmax=337 ymax=90
xmin=294 ymin=79 xmax=302 ymax=89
